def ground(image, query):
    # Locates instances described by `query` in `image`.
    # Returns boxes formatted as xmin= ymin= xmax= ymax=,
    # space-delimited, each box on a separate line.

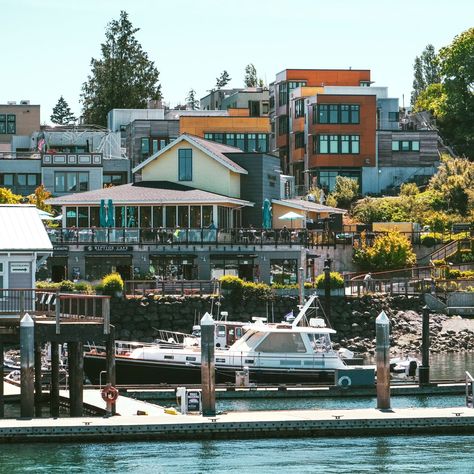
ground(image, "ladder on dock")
xmin=466 ymin=371 xmax=474 ymax=408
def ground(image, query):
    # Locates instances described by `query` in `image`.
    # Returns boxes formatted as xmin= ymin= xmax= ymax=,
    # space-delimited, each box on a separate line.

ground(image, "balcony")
xmin=47 ymin=227 xmax=312 ymax=248
xmin=0 ymin=151 xmax=40 ymax=160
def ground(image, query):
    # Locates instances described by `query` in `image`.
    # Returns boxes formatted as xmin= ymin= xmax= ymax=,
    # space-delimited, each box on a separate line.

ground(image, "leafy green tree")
xmin=186 ymin=89 xmax=199 ymax=110
xmin=327 ymin=176 xmax=359 ymax=209
xmin=0 ymin=187 xmax=22 ymax=204
xmin=50 ymin=96 xmax=76 ymax=125
xmin=244 ymin=64 xmax=258 ymax=87
xmin=216 ymin=70 xmax=231 ymax=89
xmin=81 ymin=11 xmax=162 ymax=126
xmin=353 ymin=231 xmax=417 ymax=271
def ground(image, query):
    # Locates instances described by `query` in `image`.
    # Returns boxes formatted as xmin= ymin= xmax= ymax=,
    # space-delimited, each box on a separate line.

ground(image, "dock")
xmin=1 ymin=406 xmax=473 ymax=443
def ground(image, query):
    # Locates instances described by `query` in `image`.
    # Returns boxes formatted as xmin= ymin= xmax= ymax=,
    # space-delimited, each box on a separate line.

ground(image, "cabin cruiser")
xmin=84 ymin=295 xmax=373 ymax=385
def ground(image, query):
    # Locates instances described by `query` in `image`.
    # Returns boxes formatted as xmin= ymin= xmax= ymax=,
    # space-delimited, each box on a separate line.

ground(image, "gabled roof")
xmin=132 ymin=134 xmax=247 ymax=175
xmin=273 ymin=199 xmax=346 ymax=214
xmin=0 ymin=205 xmax=53 ymax=252
xmin=46 ymin=181 xmax=253 ymax=207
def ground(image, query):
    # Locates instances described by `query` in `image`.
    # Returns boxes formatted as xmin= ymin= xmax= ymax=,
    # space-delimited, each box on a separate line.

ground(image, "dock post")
xmin=68 ymin=342 xmax=84 ymax=417
xmin=376 ymin=310 xmax=391 ymax=410
xmin=0 ymin=341 xmax=4 ymax=418
xmin=298 ymin=266 xmax=305 ymax=305
xmin=34 ymin=342 xmax=43 ymax=417
xmin=419 ymin=305 xmax=430 ymax=386
xmin=106 ymin=327 xmax=116 ymax=416
xmin=50 ymin=342 xmax=60 ymax=418
xmin=200 ymin=312 xmax=216 ymax=417
xmin=20 ymin=313 xmax=35 ymax=418
xmin=324 ymin=258 xmax=331 ymax=323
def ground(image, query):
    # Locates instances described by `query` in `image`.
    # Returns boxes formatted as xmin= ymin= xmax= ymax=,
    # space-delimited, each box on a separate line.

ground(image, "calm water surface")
xmin=1 ymin=353 xmax=474 ymax=473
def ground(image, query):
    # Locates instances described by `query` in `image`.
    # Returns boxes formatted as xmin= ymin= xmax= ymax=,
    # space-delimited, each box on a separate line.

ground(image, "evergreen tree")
xmin=244 ymin=64 xmax=258 ymax=87
xmin=186 ymin=89 xmax=199 ymax=110
xmin=50 ymin=96 xmax=76 ymax=125
xmin=80 ymin=11 xmax=162 ymax=126
xmin=410 ymin=44 xmax=440 ymax=106
xmin=215 ymin=70 xmax=231 ymax=89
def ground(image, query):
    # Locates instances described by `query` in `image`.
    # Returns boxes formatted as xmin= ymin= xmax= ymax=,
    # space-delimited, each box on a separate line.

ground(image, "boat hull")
xmin=84 ymin=354 xmax=336 ymax=385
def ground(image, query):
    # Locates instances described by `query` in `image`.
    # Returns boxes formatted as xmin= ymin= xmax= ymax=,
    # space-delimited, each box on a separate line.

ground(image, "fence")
xmin=125 ymin=280 xmax=220 ymax=297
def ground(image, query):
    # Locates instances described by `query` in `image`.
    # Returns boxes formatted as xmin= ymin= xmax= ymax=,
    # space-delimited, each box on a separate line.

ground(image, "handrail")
xmin=466 ymin=371 xmax=474 ymax=408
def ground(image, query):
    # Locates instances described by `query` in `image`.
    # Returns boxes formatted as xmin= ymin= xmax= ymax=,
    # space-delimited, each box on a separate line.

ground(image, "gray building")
xmin=201 ymin=88 xmax=270 ymax=116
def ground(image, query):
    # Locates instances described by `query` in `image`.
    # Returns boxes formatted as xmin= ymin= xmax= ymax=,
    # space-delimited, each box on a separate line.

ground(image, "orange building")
xmin=179 ymin=111 xmax=270 ymax=153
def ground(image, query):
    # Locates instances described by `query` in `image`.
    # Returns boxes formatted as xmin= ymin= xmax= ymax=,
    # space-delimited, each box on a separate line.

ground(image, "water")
xmin=1 ymin=352 xmax=474 ymax=472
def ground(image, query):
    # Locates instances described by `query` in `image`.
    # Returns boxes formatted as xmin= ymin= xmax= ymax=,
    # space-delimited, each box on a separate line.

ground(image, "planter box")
xmin=316 ymin=288 xmax=345 ymax=297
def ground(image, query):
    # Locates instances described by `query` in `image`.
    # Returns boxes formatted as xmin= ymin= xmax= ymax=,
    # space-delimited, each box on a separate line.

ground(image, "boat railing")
xmin=466 ymin=371 xmax=474 ymax=408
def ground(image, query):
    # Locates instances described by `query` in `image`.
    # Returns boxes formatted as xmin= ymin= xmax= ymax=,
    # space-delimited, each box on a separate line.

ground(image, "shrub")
xmin=314 ymin=272 xmax=344 ymax=289
xmin=59 ymin=280 xmax=75 ymax=292
xmin=220 ymin=275 xmax=244 ymax=290
xmin=353 ymin=231 xmax=416 ymax=271
xmin=431 ymin=259 xmax=446 ymax=266
xmin=421 ymin=232 xmax=443 ymax=247
xmin=74 ymin=282 xmax=94 ymax=294
xmin=400 ymin=182 xmax=419 ymax=196
xmin=35 ymin=281 xmax=61 ymax=290
xmin=101 ymin=272 xmax=124 ymax=296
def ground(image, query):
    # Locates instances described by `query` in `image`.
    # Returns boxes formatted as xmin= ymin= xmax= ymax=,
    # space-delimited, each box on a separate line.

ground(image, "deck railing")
xmin=125 ymin=280 xmax=219 ymax=297
xmin=466 ymin=371 xmax=474 ymax=408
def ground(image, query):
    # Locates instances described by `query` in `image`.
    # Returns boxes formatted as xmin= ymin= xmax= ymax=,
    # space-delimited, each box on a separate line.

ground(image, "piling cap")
xmin=200 ymin=312 xmax=215 ymax=326
xmin=20 ymin=313 xmax=34 ymax=327
xmin=376 ymin=310 xmax=389 ymax=325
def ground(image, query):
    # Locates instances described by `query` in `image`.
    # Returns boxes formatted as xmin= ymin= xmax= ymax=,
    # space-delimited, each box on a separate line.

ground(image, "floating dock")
xmin=1 ymin=406 xmax=473 ymax=443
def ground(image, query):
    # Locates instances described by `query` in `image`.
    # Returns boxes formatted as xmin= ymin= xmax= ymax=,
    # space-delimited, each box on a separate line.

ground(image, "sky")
xmin=1 ymin=0 xmax=473 ymax=124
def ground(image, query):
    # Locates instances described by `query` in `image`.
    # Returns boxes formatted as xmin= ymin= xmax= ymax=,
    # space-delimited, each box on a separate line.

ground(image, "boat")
xmin=84 ymin=295 xmax=374 ymax=386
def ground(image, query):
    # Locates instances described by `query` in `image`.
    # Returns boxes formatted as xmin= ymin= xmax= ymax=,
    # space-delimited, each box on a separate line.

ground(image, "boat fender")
xmin=337 ymin=375 xmax=352 ymax=388
xmin=101 ymin=384 xmax=119 ymax=404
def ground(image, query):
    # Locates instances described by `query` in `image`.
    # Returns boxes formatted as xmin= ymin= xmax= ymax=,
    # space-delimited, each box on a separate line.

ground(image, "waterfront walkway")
xmin=0 ymin=406 xmax=473 ymax=442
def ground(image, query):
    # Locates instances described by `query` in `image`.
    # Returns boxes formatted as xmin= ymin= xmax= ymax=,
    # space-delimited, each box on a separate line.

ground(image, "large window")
xmin=0 ymin=114 xmax=16 ymax=134
xmin=388 ymin=112 xmax=399 ymax=122
xmin=294 ymin=99 xmax=305 ymax=118
xmin=392 ymin=140 xmax=420 ymax=152
xmin=318 ymin=170 xmax=361 ymax=192
xmin=314 ymin=104 xmax=360 ymax=124
xmin=278 ymin=82 xmax=288 ymax=106
xmin=204 ymin=132 xmax=269 ymax=152
xmin=295 ymin=132 xmax=305 ymax=149
xmin=103 ymin=173 xmax=126 ymax=187
xmin=315 ymin=135 xmax=360 ymax=154
xmin=270 ymin=259 xmax=297 ymax=285
xmin=178 ymin=149 xmax=193 ymax=181
xmin=54 ymin=172 xmax=89 ymax=192
xmin=256 ymin=333 xmax=306 ymax=353
xmin=278 ymin=115 xmax=289 ymax=136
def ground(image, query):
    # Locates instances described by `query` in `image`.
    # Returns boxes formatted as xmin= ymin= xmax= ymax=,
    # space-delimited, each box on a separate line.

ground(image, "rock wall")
xmin=110 ymin=294 xmax=474 ymax=355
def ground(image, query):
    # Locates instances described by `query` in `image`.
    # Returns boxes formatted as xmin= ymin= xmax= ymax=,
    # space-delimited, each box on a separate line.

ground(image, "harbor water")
xmin=1 ymin=352 xmax=474 ymax=472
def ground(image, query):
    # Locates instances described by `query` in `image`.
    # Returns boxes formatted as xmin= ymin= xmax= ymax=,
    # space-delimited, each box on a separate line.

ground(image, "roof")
xmin=273 ymin=199 xmax=346 ymax=214
xmin=132 ymin=134 xmax=247 ymax=175
xmin=46 ymin=181 xmax=253 ymax=207
xmin=0 ymin=205 xmax=53 ymax=252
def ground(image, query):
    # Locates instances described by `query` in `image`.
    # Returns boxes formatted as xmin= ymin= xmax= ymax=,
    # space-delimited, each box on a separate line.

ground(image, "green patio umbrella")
xmin=99 ymin=200 xmax=107 ymax=227
xmin=262 ymin=199 xmax=272 ymax=229
xmin=107 ymin=199 xmax=115 ymax=227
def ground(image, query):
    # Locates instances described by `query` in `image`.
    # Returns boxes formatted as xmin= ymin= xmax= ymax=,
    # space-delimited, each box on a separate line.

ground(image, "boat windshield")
xmin=255 ymin=332 xmax=307 ymax=353
xmin=308 ymin=333 xmax=332 ymax=353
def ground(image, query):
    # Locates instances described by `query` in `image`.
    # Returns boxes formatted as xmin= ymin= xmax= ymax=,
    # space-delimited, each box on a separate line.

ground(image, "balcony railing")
xmin=47 ymin=227 xmax=311 ymax=247
xmin=0 ymin=151 xmax=41 ymax=160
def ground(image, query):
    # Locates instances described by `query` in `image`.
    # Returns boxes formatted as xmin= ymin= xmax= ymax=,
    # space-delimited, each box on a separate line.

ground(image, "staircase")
xmin=418 ymin=239 xmax=460 ymax=265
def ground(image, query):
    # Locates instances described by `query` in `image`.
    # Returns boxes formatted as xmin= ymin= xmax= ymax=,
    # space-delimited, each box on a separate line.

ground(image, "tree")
xmin=353 ymin=231 xmax=417 ymax=271
xmin=0 ymin=187 xmax=22 ymax=204
xmin=50 ymin=96 xmax=76 ymax=125
xmin=186 ymin=89 xmax=199 ymax=110
xmin=28 ymin=184 xmax=52 ymax=213
xmin=244 ymin=64 xmax=258 ymax=87
xmin=327 ymin=176 xmax=359 ymax=209
xmin=216 ymin=70 xmax=231 ymax=89
xmin=80 ymin=11 xmax=162 ymax=126
xmin=410 ymin=44 xmax=440 ymax=106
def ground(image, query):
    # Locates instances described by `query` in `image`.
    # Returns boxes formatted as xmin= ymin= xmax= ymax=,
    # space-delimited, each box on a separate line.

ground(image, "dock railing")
xmin=467 ymin=371 xmax=474 ymax=408
xmin=125 ymin=280 xmax=219 ymax=297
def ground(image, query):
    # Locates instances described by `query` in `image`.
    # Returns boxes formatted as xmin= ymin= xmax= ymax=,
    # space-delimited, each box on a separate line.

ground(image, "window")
xmin=392 ymin=140 xmax=420 ymax=152
xmin=27 ymin=174 xmax=37 ymax=186
xmin=388 ymin=112 xmax=399 ymax=122
xmin=2 ymin=174 xmax=13 ymax=186
xmin=6 ymin=115 xmax=16 ymax=134
xmin=178 ymin=206 xmax=189 ymax=227
xmin=225 ymin=133 xmax=236 ymax=147
xmin=256 ymin=333 xmax=307 ymax=353
xmin=0 ymin=262 xmax=4 ymax=290
xmin=247 ymin=133 xmax=256 ymax=152
xmin=141 ymin=137 xmax=150 ymax=157
xmin=236 ymin=134 xmax=245 ymax=150
xmin=54 ymin=172 xmax=89 ymax=192
xmin=165 ymin=206 xmax=176 ymax=227
xmin=257 ymin=134 xmax=268 ymax=152
xmin=66 ymin=207 xmax=77 ymax=227
xmin=295 ymin=132 xmax=305 ymax=149
xmin=214 ymin=133 xmax=224 ymax=144
xmin=139 ymin=206 xmax=152 ymax=228
xmin=248 ymin=101 xmax=260 ymax=117
xmin=190 ymin=206 xmax=201 ymax=227
xmin=278 ymin=82 xmax=288 ymax=106
xmin=204 ymin=133 xmax=213 ymax=141
xmin=278 ymin=115 xmax=288 ymax=135
xmin=289 ymin=81 xmax=306 ymax=90
xmin=152 ymin=139 xmax=159 ymax=154
xmin=294 ymin=99 xmax=305 ymax=118
xmin=318 ymin=170 xmax=361 ymax=192
xmin=153 ymin=206 xmax=163 ymax=227
xmin=262 ymin=102 xmax=269 ymax=114
xmin=315 ymin=104 xmax=360 ymax=124
xmin=17 ymin=174 xmax=27 ymax=186
xmin=178 ymin=149 xmax=192 ymax=181
xmin=103 ymin=173 xmax=126 ymax=187
xmin=0 ymin=115 xmax=5 ymax=134
xmin=315 ymin=135 xmax=360 ymax=154
xmin=202 ymin=206 xmax=213 ymax=227
xmin=78 ymin=207 xmax=88 ymax=227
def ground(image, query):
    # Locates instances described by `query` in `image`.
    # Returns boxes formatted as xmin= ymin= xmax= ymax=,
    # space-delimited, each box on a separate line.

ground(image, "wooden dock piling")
xmin=34 ymin=342 xmax=42 ymax=417
xmin=200 ymin=312 xmax=216 ymax=417
xmin=419 ymin=305 xmax=430 ymax=386
xmin=68 ymin=342 xmax=84 ymax=417
xmin=376 ymin=310 xmax=391 ymax=410
xmin=50 ymin=342 xmax=60 ymax=418
xmin=20 ymin=313 xmax=35 ymax=418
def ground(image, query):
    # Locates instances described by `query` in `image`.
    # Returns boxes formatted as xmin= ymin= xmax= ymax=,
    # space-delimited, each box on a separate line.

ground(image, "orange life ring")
xmin=101 ymin=384 xmax=119 ymax=403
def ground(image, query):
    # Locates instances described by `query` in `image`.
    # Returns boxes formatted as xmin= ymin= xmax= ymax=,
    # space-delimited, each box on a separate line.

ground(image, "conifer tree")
xmin=215 ymin=70 xmax=231 ymax=88
xmin=50 ymin=96 xmax=76 ymax=125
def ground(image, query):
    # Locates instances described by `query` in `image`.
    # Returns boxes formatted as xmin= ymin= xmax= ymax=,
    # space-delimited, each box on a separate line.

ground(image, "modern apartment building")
xmin=270 ymin=69 xmax=440 ymax=194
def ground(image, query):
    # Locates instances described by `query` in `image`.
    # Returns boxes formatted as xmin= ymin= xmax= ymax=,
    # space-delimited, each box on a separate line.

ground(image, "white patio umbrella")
xmin=278 ymin=211 xmax=305 ymax=228
xmin=37 ymin=209 xmax=53 ymax=220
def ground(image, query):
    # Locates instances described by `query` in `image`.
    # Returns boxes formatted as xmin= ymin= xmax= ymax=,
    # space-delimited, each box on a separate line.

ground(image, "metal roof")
xmin=273 ymin=199 xmax=346 ymax=214
xmin=0 ymin=205 xmax=53 ymax=252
